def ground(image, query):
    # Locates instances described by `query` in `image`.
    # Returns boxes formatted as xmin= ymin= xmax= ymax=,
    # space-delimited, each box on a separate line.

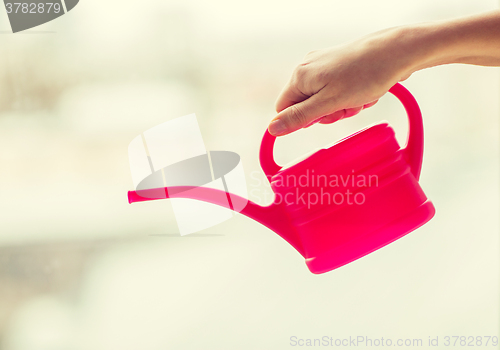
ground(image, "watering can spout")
xmin=128 ymin=83 xmax=434 ymax=274
xmin=128 ymin=187 xmax=305 ymax=256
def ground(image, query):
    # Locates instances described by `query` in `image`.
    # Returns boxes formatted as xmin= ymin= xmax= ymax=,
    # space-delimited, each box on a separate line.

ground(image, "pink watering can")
xmin=128 ymin=83 xmax=435 ymax=274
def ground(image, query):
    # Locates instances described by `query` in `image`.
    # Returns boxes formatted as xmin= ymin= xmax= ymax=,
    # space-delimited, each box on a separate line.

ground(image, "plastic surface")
xmin=128 ymin=83 xmax=435 ymax=274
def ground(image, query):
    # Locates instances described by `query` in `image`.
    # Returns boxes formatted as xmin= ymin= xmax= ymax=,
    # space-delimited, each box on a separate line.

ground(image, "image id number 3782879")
xmin=5 ymin=2 xmax=61 ymax=13
xmin=443 ymin=336 xmax=498 ymax=347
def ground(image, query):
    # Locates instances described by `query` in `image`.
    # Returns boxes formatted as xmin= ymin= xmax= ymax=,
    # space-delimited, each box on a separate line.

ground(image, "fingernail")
xmin=269 ymin=119 xmax=287 ymax=136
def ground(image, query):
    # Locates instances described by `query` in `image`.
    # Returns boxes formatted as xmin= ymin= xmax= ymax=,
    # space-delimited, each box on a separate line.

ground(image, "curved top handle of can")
xmin=259 ymin=83 xmax=424 ymax=181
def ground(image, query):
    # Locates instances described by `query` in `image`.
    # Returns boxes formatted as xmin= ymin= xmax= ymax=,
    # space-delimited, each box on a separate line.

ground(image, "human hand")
xmin=270 ymin=10 xmax=500 ymax=136
xmin=269 ymin=27 xmax=417 ymax=136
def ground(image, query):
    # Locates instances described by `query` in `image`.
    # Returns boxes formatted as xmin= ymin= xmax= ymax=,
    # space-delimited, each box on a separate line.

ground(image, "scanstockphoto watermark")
xmin=289 ymin=335 xmax=499 ymax=347
xmin=250 ymin=170 xmax=379 ymax=209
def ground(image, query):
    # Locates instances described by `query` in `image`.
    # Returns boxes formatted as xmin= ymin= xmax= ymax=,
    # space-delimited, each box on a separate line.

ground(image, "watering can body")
xmin=128 ymin=83 xmax=435 ymax=274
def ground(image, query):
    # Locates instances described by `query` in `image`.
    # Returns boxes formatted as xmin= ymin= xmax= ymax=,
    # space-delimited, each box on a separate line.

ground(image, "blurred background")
xmin=0 ymin=0 xmax=498 ymax=349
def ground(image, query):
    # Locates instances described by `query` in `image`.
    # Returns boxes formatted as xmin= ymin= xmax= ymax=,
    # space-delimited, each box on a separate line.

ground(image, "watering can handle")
xmin=259 ymin=82 xmax=424 ymax=180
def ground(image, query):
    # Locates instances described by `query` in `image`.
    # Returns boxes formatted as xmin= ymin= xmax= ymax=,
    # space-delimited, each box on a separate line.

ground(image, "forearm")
xmin=398 ymin=10 xmax=500 ymax=76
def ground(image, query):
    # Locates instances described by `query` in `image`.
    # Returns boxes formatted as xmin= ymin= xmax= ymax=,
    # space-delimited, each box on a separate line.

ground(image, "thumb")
xmin=268 ymin=94 xmax=334 ymax=136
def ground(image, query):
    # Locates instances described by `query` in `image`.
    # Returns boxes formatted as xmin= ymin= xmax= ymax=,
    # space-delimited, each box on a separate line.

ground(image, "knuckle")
xmin=289 ymin=66 xmax=309 ymax=93
xmin=304 ymin=50 xmax=318 ymax=58
xmin=315 ymin=68 xmax=330 ymax=84
xmin=274 ymin=100 xmax=281 ymax=113
xmin=292 ymin=64 xmax=308 ymax=81
xmin=287 ymin=105 xmax=308 ymax=127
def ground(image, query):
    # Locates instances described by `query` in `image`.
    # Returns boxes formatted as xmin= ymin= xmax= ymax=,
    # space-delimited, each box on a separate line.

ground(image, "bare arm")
xmin=269 ymin=10 xmax=500 ymax=136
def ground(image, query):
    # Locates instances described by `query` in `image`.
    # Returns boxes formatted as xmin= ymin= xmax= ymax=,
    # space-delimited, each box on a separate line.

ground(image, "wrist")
xmin=386 ymin=24 xmax=450 ymax=78
xmin=358 ymin=25 xmax=439 ymax=83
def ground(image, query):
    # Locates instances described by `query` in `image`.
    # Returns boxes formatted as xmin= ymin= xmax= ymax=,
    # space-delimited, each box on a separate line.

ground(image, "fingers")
xmin=318 ymin=110 xmax=345 ymax=124
xmin=363 ymin=100 xmax=378 ymax=109
xmin=274 ymin=82 xmax=309 ymax=113
xmin=319 ymin=100 xmax=379 ymax=124
xmin=268 ymin=94 xmax=334 ymax=136
xmin=304 ymin=116 xmax=326 ymax=128
xmin=318 ymin=106 xmax=362 ymax=124
xmin=269 ymin=94 xmax=380 ymax=136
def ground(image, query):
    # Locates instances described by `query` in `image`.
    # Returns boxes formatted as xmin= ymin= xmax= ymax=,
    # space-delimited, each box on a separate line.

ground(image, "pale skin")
xmin=269 ymin=10 xmax=500 ymax=136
